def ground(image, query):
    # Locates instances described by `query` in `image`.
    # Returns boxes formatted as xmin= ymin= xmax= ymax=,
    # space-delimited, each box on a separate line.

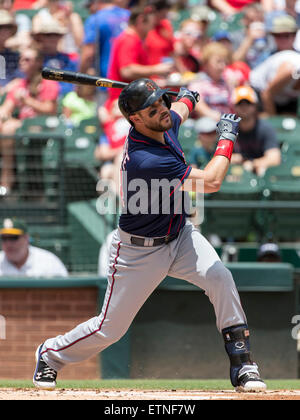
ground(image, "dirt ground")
xmin=0 ymin=388 xmax=300 ymax=400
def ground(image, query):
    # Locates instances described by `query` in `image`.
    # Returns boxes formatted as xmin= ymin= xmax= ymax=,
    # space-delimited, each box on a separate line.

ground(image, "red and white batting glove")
xmin=214 ymin=113 xmax=242 ymax=161
xmin=176 ymin=87 xmax=200 ymax=113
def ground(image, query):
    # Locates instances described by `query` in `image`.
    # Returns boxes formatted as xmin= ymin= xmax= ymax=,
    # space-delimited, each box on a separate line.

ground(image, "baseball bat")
xmin=41 ymin=67 xmax=179 ymax=96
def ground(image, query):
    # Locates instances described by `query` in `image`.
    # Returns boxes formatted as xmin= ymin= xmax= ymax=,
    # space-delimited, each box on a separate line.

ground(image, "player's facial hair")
xmin=144 ymin=109 xmax=172 ymax=132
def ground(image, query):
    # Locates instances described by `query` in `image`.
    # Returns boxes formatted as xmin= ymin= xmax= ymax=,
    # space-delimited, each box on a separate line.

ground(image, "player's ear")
xmin=129 ymin=113 xmax=142 ymax=125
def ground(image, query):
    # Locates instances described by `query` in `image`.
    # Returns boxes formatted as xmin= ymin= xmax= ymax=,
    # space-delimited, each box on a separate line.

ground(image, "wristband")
xmin=214 ymin=139 xmax=234 ymax=161
xmin=178 ymin=97 xmax=194 ymax=113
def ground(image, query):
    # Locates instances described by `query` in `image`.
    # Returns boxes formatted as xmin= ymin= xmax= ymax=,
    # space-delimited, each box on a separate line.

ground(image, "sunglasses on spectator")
xmin=37 ymin=33 xmax=62 ymax=37
xmin=273 ymin=32 xmax=295 ymax=38
xmin=20 ymin=56 xmax=35 ymax=62
xmin=235 ymin=100 xmax=254 ymax=106
xmin=182 ymin=30 xmax=202 ymax=37
xmin=0 ymin=25 xmax=15 ymax=31
xmin=1 ymin=235 xmax=22 ymax=242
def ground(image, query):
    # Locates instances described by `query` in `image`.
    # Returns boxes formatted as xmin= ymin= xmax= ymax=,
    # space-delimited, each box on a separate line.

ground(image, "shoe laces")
xmin=241 ymin=371 xmax=260 ymax=381
xmin=41 ymin=363 xmax=57 ymax=380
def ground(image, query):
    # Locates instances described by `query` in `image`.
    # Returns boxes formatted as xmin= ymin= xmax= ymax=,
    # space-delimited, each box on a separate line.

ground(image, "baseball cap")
xmin=270 ymin=15 xmax=297 ymax=34
xmin=148 ymin=0 xmax=172 ymax=10
xmin=83 ymin=0 xmax=96 ymax=7
xmin=232 ymin=86 xmax=258 ymax=105
xmin=194 ymin=117 xmax=217 ymax=134
xmin=0 ymin=218 xmax=28 ymax=236
xmin=212 ymin=30 xmax=232 ymax=42
xmin=257 ymin=243 xmax=281 ymax=261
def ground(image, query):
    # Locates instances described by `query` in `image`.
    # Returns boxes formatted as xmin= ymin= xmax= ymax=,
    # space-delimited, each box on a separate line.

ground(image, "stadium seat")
xmin=28 ymin=224 xmax=71 ymax=269
xmin=14 ymin=116 xmax=66 ymax=200
xmin=201 ymin=165 xmax=263 ymax=241
xmin=67 ymin=199 xmax=116 ymax=272
xmin=281 ymin=142 xmax=300 ymax=162
xmin=263 ymin=158 xmax=300 ymax=192
xmin=206 ymin=11 xmax=243 ymax=37
xmin=64 ymin=127 xmax=99 ymax=167
xmin=237 ymin=244 xmax=300 ymax=267
xmin=78 ymin=116 xmax=100 ymax=141
xmin=178 ymin=123 xmax=197 ymax=162
xmin=16 ymin=115 xmax=65 ymax=138
xmin=42 ymin=127 xmax=99 ymax=205
xmin=262 ymin=160 xmax=300 ymax=240
xmin=266 ymin=116 xmax=300 ymax=146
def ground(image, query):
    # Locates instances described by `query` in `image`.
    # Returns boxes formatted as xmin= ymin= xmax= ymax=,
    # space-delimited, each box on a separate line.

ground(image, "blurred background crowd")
xmin=1 ymin=0 xmax=300 ymax=193
xmin=0 ymin=0 xmax=300 ymax=274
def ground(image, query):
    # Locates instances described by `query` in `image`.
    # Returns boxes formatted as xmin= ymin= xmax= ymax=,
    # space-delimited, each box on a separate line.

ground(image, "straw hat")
xmin=31 ymin=18 xmax=67 ymax=37
xmin=0 ymin=10 xmax=17 ymax=36
xmin=270 ymin=15 xmax=297 ymax=34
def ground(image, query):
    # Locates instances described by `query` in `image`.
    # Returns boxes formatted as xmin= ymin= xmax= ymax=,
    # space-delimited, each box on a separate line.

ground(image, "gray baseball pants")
xmin=41 ymin=221 xmax=246 ymax=371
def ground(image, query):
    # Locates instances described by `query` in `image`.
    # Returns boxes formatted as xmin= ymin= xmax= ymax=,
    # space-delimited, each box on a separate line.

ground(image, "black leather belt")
xmin=130 ymin=232 xmax=179 ymax=247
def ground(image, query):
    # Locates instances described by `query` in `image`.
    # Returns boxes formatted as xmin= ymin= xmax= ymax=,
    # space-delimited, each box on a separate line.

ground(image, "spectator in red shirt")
xmin=12 ymin=0 xmax=44 ymax=9
xmin=106 ymin=4 xmax=174 ymax=103
xmin=0 ymin=47 xmax=59 ymax=195
xmin=144 ymin=0 xmax=174 ymax=65
xmin=208 ymin=0 xmax=262 ymax=17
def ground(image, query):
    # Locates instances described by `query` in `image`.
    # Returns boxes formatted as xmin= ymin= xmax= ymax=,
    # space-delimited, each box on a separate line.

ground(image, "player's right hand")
xmin=176 ymin=87 xmax=200 ymax=108
xmin=216 ymin=113 xmax=241 ymax=143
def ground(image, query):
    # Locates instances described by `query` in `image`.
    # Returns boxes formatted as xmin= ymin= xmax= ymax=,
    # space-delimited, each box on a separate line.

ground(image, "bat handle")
xmin=167 ymin=90 xmax=179 ymax=97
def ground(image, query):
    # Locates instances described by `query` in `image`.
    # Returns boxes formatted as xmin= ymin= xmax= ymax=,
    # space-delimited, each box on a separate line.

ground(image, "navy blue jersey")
xmin=119 ymin=110 xmax=192 ymax=237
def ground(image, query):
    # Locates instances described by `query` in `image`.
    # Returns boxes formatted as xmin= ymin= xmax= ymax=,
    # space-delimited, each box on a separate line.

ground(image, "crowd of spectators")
xmin=0 ymin=0 xmax=299 ymax=193
xmin=0 ymin=0 xmax=298 ymax=273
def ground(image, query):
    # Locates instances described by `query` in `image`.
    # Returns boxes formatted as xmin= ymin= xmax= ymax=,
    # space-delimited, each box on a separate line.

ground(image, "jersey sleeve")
xmin=170 ymin=110 xmax=182 ymax=137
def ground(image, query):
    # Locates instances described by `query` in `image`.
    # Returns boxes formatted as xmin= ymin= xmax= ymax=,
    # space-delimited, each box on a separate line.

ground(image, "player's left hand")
xmin=176 ymin=87 xmax=200 ymax=111
xmin=216 ymin=113 xmax=241 ymax=143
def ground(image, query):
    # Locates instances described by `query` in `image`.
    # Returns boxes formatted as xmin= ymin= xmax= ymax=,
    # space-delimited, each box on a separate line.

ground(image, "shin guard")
xmin=222 ymin=324 xmax=254 ymax=387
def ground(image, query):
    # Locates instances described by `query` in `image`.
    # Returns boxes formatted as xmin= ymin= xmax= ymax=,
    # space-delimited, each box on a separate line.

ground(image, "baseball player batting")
xmin=33 ymin=78 xmax=266 ymax=392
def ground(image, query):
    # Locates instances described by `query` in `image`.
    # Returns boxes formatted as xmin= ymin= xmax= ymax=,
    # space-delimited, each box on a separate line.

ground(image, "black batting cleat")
xmin=33 ymin=344 xmax=57 ymax=390
xmin=235 ymin=366 xmax=267 ymax=392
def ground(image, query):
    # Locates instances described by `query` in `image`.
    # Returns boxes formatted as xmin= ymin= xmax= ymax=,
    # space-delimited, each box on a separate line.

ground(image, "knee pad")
xmin=222 ymin=324 xmax=254 ymax=387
